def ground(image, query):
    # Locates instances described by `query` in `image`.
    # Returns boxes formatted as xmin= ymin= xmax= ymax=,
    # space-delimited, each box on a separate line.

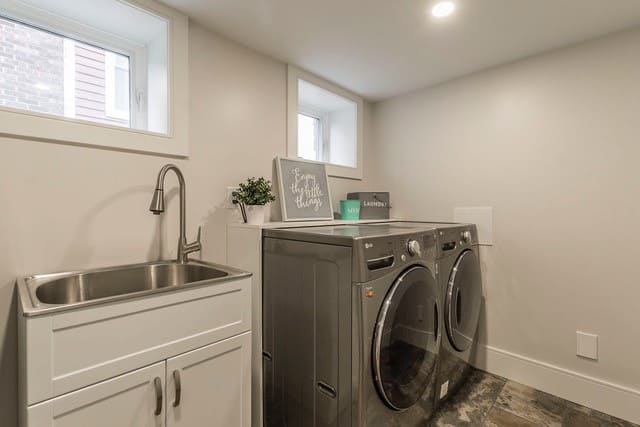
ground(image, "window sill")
xmin=0 ymin=106 xmax=188 ymax=157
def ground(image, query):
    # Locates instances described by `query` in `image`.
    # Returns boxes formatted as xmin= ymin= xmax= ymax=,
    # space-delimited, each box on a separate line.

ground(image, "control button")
xmin=401 ymin=254 xmax=407 ymax=262
xmin=461 ymin=230 xmax=472 ymax=244
xmin=407 ymin=239 xmax=422 ymax=257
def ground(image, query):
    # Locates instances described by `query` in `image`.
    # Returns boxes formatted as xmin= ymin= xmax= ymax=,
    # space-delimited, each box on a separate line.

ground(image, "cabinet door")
xmin=166 ymin=332 xmax=251 ymax=427
xmin=26 ymin=361 xmax=166 ymax=427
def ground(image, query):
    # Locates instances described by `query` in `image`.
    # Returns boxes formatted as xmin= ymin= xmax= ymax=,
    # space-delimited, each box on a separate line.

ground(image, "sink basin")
xmin=36 ymin=263 xmax=228 ymax=305
xmin=18 ymin=261 xmax=250 ymax=316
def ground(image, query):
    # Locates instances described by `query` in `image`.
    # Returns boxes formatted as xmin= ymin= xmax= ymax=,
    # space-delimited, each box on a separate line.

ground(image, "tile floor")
xmin=429 ymin=369 xmax=637 ymax=427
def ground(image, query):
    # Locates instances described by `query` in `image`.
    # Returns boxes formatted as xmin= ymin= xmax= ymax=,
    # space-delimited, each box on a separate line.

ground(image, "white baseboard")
xmin=473 ymin=344 xmax=640 ymax=425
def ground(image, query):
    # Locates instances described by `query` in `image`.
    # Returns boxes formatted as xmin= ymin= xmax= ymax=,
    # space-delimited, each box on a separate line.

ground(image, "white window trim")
xmin=62 ymin=39 xmax=76 ymax=119
xmin=287 ymin=65 xmax=364 ymax=180
xmin=0 ymin=0 xmax=189 ymax=157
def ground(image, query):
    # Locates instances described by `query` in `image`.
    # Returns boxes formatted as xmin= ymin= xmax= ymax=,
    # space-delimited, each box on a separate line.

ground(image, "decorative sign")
xmin=276 ymin=157 xmax=334 ymax=221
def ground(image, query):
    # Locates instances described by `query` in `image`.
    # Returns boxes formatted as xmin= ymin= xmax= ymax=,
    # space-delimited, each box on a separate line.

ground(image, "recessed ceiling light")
xmin=33 ymin=83 xmax=50 ymax=91
xmin=432 ymin=1 xmax=455 ymax=18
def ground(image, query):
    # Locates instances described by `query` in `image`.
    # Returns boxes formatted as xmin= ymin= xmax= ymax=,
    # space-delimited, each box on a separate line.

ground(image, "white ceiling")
xmin=160 ymin=0 xmax=640 ymax=101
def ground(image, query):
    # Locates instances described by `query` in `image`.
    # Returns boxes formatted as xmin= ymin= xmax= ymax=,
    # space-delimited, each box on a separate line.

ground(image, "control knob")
xmin=407 ymin=239 xmax=422 ymax=257
xmin=461 ymin=230 xmax=472 ymax=244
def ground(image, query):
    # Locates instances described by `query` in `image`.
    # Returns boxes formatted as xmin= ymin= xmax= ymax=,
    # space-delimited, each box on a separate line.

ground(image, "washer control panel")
xmin=438 ymin=226 xmax=477 ymax=257
xmin=355 ymin=230 xmax=438 ymax=282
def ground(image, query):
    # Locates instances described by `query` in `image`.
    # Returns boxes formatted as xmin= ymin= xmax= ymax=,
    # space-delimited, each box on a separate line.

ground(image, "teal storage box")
xmin=340 ymin=199 xmax=360 ymax=220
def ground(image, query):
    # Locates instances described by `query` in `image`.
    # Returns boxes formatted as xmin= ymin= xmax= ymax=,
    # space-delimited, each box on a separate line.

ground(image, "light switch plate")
xmin=577 ymin=331 xmax=598 ymax=360
xmin=454 ymin=207 xmax=493 ymax=245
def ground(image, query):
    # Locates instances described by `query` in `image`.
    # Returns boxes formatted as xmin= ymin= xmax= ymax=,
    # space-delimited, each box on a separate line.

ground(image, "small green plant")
xmin=232 ymin=177 xmax=276 ymax=206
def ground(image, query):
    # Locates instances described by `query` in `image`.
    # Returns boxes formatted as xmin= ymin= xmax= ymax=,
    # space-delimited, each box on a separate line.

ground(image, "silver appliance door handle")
xmin=456 ymin=288 xmax=462 ymax=326
xmin=317 ymin=381 xmax=337 ymax=399
xmin=434 ymin=302 xmax=439 ymax=340
xmin=153 ymin=377 xmax=163 ymax=416
xmin=173 ymin=370 xmax=182 ymax=407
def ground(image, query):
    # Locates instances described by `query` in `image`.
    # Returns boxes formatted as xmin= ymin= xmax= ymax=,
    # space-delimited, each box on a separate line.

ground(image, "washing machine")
xmin=433 ymin=224 xmax=483 ymax=403
xmin=262 ymin=224 xmax=441 ymax=426
xmin=365 ymin=221 xmax=483 ymax=405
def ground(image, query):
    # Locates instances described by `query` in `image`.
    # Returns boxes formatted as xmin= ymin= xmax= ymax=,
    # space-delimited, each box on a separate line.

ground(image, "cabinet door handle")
xmin=154 ymin=377 xmax=163 ymax=416
xmin=173 ymin=370 xmax=182 ymax=407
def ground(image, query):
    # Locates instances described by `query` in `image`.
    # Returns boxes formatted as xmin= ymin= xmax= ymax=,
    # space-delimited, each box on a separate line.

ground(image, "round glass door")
xmin=373 ymin=266 xmax=439 ymax=411
xmin=445 ymin=250 xmax=482 ymax=352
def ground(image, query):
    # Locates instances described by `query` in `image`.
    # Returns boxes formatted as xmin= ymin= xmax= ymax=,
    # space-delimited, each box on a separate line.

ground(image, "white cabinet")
xmin=167 ymin=332 xmax=251 ymax=427
xmin=26 ymin=362 xmax=166 ymax=427
xmin=19 ymin=276 xmax=252 ymax=427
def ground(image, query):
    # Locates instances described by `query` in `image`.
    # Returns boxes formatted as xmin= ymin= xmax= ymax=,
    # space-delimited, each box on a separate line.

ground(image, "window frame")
xmin=104 ymin=50 xmax=133 ymax=122
xmin=297 ymin=112 xmax=321 ymax=161
xmin=0 ymin=0 xmax=189 ymax=157
xmin=298 ymin=104 xmax=330 ymax=162
xmin=287 ymin=65 xmax=364 ymax=180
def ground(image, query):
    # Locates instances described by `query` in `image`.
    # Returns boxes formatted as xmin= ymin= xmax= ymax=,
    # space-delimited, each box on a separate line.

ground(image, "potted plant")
xmin=232 ymin=177 xmax=276 ymax=225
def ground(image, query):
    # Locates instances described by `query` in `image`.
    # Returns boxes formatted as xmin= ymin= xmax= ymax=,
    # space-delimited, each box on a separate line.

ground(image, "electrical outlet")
xmin=226 ymin=186 xmax=239 ymax=209
xmin=577 ymin=331 xmax=598 ymax=360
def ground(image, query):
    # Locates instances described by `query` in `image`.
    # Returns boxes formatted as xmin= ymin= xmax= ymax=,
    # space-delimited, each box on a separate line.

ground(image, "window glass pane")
xmin=0 ymin=16 xmax=65 ymax=116
xmin=0 ymin=0 xmax=168 ymax=134
xmin=115 ymin=68 xmax=129 ymax=111
xmin=105 ymin=50 xmax=130 ymax=123
xmin=298 ymin=113 xmax=320 ymax=161
xmin=0 ymin=16 xmax=132 ymax=127
xmin=297 ymin=78 xmax=357 ymax=168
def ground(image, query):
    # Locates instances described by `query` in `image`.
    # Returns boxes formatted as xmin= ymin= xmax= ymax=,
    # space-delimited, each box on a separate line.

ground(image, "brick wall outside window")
xmin=0 ymin=17 xmax=65 ymax=115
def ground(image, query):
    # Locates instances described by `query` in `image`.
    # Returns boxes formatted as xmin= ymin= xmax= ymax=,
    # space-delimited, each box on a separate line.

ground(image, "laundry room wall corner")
xmin=369 ymin=27 xmax=640 ymax=424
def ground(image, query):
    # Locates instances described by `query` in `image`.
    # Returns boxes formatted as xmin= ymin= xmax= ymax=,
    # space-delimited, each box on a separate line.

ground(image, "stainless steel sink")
xmin=17 ymin=261 xmax=251 ymax=316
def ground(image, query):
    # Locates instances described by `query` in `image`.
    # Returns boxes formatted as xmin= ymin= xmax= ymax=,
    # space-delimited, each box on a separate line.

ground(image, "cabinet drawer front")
xmin=27 ymin=362 xmax=165 ymax=427
xmin=25 ymin=277 xmax=251 ymax=405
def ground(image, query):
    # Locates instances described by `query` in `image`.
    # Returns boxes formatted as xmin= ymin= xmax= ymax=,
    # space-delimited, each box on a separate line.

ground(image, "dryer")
xmin=433 ymin=224 xmax=483 ymax=403
xmin=362 ymin=222 xmax=483 ymax=405
xmin=262 ymin=224 xmax=440 ymax=426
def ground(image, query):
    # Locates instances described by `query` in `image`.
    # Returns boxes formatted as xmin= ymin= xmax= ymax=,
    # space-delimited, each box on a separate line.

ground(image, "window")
xmin=287 ymin=66 xmax=364 ymax=179
xmin=298 ymin=113 xmax=322 ymax=161
xmin=0 ymin=0 xmax=189 ymax=156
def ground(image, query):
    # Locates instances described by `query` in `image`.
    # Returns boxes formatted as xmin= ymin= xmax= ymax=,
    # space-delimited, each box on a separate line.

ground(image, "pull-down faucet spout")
xmin=149 ymin=164 xmax=201 ymax=263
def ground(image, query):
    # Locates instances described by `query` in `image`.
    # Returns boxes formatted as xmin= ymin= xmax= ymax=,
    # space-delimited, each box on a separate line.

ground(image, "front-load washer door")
xmin=445 ymin=249 xmax=482 ymax=352
xmin=373 ymin=265 xmax=439 ymax=411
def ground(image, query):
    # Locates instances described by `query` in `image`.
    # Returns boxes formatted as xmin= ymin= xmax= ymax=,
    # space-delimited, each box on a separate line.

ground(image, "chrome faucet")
xmin=149 ymin=164 xmax=201 ymax=263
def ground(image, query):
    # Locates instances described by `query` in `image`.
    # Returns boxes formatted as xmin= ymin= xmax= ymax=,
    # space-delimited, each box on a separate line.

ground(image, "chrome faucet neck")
xmin=150 ymin=164 xmax=201 ymax=263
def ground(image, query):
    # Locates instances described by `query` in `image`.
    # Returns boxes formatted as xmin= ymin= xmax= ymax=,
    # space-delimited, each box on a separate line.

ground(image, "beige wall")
xmin=372 ymin=27 xmax=640 ymax=401
xmin=0 ymin=22 xmax=372 ymax=423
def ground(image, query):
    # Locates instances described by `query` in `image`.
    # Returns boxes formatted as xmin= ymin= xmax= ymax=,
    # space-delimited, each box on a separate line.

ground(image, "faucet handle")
xmin=183 ymin=226 xmax=202 ymax=259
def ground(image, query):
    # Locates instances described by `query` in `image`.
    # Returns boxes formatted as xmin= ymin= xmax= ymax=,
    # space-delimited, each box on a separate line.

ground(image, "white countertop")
xmin=228 ymin=218 xmax=401 ymax=229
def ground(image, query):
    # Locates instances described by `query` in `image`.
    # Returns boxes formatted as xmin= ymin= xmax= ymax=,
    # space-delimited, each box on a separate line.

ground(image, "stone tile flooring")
xmin=429 ymin=369 xmax=637 ymax=427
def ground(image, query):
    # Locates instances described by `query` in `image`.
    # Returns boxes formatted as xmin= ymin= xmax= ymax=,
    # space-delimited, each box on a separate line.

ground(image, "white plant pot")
xmin=244 ymin=204 xmax=267 ymax=225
